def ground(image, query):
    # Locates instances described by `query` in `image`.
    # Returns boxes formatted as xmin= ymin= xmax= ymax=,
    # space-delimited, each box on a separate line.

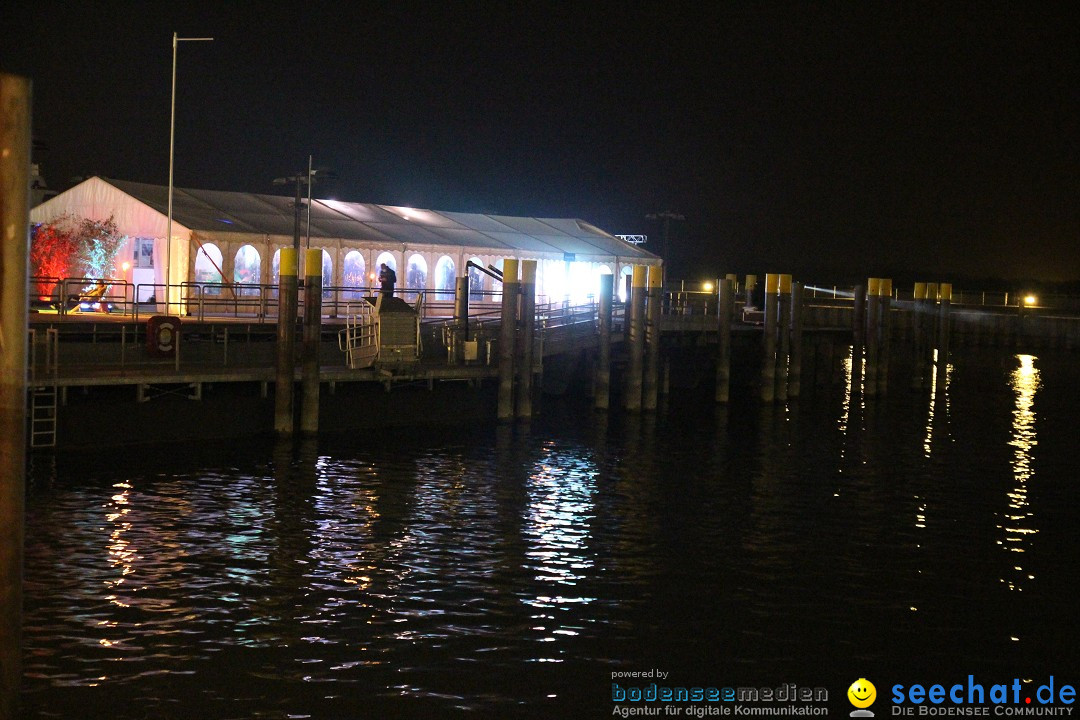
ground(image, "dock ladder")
xmin=28 ymin=328 xmax=60 ymax=448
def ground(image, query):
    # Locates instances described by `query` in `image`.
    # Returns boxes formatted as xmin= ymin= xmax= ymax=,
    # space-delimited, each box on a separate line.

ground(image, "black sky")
xmin=5 ymin=2 xmax=1079 ymax=283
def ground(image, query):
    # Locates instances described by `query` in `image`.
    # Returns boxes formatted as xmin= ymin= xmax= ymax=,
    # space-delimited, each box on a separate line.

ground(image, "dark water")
xmin=21 ymin=350 xmax=1080 ymax=718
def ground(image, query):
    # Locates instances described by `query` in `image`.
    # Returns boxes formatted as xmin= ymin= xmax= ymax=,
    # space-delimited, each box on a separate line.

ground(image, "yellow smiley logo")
xmin=848 ymin=678 xmax=877 ymax=708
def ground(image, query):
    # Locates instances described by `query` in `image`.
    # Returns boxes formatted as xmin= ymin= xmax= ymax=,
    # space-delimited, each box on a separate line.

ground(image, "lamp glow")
xmin=1024 ymin=295 xmax=1037 ymax=306
xmin=703 ymin=282 xmax=714 ymax=292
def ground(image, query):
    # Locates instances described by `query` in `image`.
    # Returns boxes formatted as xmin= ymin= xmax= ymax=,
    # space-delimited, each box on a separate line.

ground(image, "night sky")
xmin=5 ymin=3 xmax=1079 ymax=284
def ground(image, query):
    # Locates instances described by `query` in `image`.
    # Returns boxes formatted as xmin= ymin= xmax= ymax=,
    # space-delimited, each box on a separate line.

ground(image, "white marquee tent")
xmin=30 ymin=176 xmax=659 ymax=307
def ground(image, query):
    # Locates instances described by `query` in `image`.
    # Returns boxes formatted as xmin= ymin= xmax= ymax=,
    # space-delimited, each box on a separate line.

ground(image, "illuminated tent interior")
xmin=30 ymin=176 xmax=660 ymax=307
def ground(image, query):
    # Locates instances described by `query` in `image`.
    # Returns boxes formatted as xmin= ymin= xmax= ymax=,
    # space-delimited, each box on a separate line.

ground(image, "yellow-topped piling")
xmin=761 ymin=274 xmax=780 ymax=402
xmin=776 ymin=274 xmax=792 ymax=400
xmin=626 ymin=265 xmax=649 ymax=411
xmin=497 ymin=259 xmax=520 ymax=421
xmin=516 ymin=260 xmax=537 ymax=420
xmin=301 ymin=248 xmax=323 ymax=435
xmin=275 ymin=247 xmax=299 ymax=435
xmin=644 ymin=265 xmax=664 ymax=411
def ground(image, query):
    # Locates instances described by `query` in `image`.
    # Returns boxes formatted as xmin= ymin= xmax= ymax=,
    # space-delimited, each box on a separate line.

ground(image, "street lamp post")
xmin=645 ymin=210 xmax=685 ymax=264
xmin=166 ymin=32 xmax=212 ymax=311
xmin=273 ymin=161 xmax=336 ymax=252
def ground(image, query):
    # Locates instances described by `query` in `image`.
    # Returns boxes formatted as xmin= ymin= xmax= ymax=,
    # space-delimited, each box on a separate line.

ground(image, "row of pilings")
xmin=274 ymin=248 xmax=325 ymax=436
xmin=494 ymin=263 xmax=669 ymax=420
xmin=756 ymin=276 xmax=960 ymax=402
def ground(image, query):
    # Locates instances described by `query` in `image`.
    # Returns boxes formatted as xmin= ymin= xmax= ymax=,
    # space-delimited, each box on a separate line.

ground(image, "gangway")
xmin=338 ymin=301 xmax=379 ymax=369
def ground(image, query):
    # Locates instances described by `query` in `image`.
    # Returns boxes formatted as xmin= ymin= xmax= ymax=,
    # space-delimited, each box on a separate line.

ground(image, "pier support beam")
xmin=497 ymin=259 xmax=520 ymax=421
xmin=624 ymin=265 xmax=647 ymax=412
xmin=595 ymin=273 xmax=614 ymax=411
xmin=516 ymin=260 xmax=536 ymax=421
xmin=300 ymin=248 xmax=322 ymax=435
xmin=760 ymin=273 xmax=779 ymax=403
xmin=643 ymin=265 xmax=662 ymax=412
xmin=274 ymin=248 xmax=298 ymax=435
xmin=715 ymin=277 xmax=734 ymax=403
xmin=1 ymin=71 xmax=30 ymax=720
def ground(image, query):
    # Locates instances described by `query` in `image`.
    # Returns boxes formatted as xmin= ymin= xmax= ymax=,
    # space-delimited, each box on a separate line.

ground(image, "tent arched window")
xmin=195 ymin=243 xmax=224 ymax=296
xmin=406 ymin=254 xmax=427 ymax=289
xmin=234 ymin=244 xmax=261 ymax=296
xmin=343 ymin=250 xmax=366 ymax=300
xmin=434 ymin=255 xmax=455 ymax=300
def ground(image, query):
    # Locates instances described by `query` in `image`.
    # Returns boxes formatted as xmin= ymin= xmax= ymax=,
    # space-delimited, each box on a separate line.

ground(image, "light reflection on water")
xmin=21 ymin=350 xmax=1080 ymax=718
xmin=999 ymin=354 xmax=1040 ymax=595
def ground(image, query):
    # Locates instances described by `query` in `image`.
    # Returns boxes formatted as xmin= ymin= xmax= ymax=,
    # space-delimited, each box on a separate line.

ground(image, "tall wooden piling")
xmin=516 ymin=260 xmax=537 ymax=421
xmin=911 ymin=282 xmax=926 ymax=389
xmin=643 ymin=265 xmax=663 ymax=412
xmin=274 ymin=248 xmax=299 ymax=435
xmin=624 ymin=266 xmax=648 ymax=412
xmin=877 ymin=278 xmax=892 ymax=395
xmin=497 ymin=259 xmax=520 ymax=421
xmin=865 ymin=278 xmax=881 ymax=398
xmin=745 ymin=274 xmax=758 ymax=308
xmin=595 ymin=273 xmax=614 ymax=411
xmin=300 ymin=248 xmax=323 ymax=435
xmin=715 ymin=277 xmax=734 ymax=403
xmin=452 ymin=276 xmax=469 ymax=364
xmin=761 ymin=273 xmax=779 ymax=403
xmin=789 ymin=281 xmax=804 ymax=398
xmin=1 ymin=71 xmax=31 ymax=720
xmin=852 ymin=284 xmax=867 ymax=389
xmin=775 ymin=274 xmax=792 ymax=401
xmin=938 ymin=282 xmax=952 ymax=365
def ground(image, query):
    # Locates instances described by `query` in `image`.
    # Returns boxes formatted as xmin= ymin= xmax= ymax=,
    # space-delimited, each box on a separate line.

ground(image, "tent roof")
xmin=94 ymin=178 xmax=657 ymax=262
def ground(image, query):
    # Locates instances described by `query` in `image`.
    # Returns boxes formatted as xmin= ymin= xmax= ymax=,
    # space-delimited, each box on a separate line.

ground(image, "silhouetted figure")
xmin=378 ymin=263 xmax=397 ymax=297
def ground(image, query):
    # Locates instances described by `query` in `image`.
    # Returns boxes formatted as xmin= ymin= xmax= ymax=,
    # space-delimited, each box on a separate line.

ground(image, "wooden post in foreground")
xmin=275 ymin=247 xmax=298 ymax=436
xmin=300 ymin=248 xmax=323 ymax=435
xmin=1 ymin=71 xmax=31 ymax=720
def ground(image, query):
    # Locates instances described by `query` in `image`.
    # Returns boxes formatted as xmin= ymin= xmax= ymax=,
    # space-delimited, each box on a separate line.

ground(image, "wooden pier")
xmin=24 ymin=279 xmax=1080 ymax=449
